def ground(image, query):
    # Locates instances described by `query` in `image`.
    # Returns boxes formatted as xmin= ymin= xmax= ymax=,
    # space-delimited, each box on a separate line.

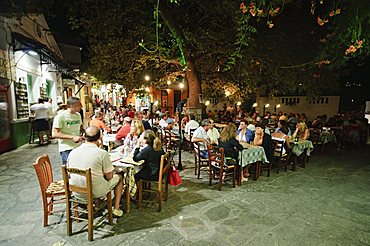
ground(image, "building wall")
xmin=256 ymin=95 xmax=340 ymax=120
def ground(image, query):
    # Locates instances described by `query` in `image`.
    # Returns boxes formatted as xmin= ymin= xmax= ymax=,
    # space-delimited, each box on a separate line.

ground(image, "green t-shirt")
xmin=53 ymin=110 xmax=82 ymax=152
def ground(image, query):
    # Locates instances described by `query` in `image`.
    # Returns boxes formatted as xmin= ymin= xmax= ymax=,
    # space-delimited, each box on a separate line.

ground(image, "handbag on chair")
xmin=168 ymin=166 xmax=182 ymax=186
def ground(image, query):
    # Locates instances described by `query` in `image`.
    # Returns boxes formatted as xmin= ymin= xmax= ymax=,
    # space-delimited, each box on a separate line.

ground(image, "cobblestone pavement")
xmin=0 ymin=141 xmax=370 ymax=246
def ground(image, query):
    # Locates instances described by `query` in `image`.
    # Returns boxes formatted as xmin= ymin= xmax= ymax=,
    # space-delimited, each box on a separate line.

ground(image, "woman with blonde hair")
xmin=133 ymin=130 xmax=165 ymax=181
xmin=292 ymin=122 xmax=310 ymax=141
xmin=133 ymin=120 xmax=145 ymax=136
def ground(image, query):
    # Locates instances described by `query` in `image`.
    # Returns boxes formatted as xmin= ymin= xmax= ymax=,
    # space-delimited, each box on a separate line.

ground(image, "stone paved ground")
xmin=0 ymin=141 xmax=370 ymax=246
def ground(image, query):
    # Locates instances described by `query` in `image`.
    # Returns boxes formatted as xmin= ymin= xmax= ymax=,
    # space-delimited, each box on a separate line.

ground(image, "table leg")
xmin=291 ymin=155 xmax=297 ymax=171
xmin=238 ymin=165 xmax=242 ymax=186
xmin=302 ymin=149 xmax=308 ymax=168
xmin=254 ymin=162 xmax=261 ymax=181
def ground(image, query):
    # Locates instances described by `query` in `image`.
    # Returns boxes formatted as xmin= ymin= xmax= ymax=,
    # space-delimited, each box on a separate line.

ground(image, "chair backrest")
xmin=189 ymin=128 xmax=196 ymax=140
xmin=33 ymin=154 xmax=54 ymax=195
xmin=158 ymin=152 xmax=171 ymax=190
xmin=192 ymin=142 xmax=202 ymax=161
xmin=209 ymin=147 xmax=225 ymax=169
xmin=62 ymin=166 xmax=93 ymax=202
xmin=272 ymin=139 xmax=285 ymax=158
xmin=310 ymin=128 xmax=323 ymax=145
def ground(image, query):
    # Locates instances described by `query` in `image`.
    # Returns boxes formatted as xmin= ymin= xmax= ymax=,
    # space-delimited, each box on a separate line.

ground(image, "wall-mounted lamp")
xmin=237 ymin=101 xmax=241 ymax=106
xmin=263 ymin=104 xmax=270 ymax=115
xmin=145 ymin=75 xmax=150 ymax=81
xmin=274 ymin=104 xmax=281 ymax=113
xmin=205 ymin=101 xmax=210 ymax=106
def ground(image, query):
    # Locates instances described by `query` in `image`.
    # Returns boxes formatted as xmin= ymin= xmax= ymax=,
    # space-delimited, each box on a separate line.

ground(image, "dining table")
xmin=289 ymin=139 xmax=314 ymax=169
xmin=238 ymin=142 xmax=268 ymax=185
xmin=109 ymin=149 xmax=144 ymax=213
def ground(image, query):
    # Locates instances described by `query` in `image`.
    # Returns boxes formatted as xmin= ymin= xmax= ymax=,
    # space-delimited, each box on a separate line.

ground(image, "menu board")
xmin=15 ymin=82 xmax=29 ymax=119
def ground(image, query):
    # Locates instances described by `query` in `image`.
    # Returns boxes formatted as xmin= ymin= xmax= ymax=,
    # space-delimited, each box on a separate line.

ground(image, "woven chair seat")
xmin=46 ymin=180 xmax=65 ymax=195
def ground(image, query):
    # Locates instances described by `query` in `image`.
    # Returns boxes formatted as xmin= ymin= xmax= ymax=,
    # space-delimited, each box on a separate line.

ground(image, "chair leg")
xmin=218 ymin=169 xmax=223 ymax=191
xmin=87 ymin=200 xmax=94 ymax=241
xmin=66 ymin=201 xmax=72 ymax=236
xmin=209 ymin=167 xmax=213 ymax=186
xmin=107 ymin=192 xmax=113 ymax=225
xmin=42 ymin=197 xmax=48 ymax=227
xmin=232 ymin=167 xmax=236 ymax=188
xmin=138 ymin=180 xmax=143 ymax=209
xmin=158 ymin=190 xmax=162 ymax=212
xmin=197 ymin=162 xmax=201 ymax=179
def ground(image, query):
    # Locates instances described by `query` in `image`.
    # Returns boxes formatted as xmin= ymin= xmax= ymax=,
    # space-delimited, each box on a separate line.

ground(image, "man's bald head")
xmin=85 ymin=126 xmax=101 ymax=142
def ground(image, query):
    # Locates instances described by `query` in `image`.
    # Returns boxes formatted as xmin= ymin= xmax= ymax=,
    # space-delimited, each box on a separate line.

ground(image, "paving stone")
xmin=1 ymin=143 xmax=370 ymax=245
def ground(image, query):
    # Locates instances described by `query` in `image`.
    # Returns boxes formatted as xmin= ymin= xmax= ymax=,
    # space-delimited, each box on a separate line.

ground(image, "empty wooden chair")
xmin=137 ymin=152 xmax=171 ymax=212
xmin=208 ymin=146 xmax=237 ymax=191
xmin=62 ymin=166 xmax=113 ymax=241
xmin=33 ymin=154 xmax=65 ymax=227
xmin=310 ymin=128 xmax=325 ymax=155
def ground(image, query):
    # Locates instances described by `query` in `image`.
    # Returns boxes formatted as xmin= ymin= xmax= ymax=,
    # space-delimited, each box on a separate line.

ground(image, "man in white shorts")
xmin=67 ymin=126 xmax=124 ymax=217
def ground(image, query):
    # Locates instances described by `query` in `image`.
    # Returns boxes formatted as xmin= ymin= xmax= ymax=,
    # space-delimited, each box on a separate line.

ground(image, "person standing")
xmin=30 ymin=98 xmax=51 ymax=145
xmin=52 ymin=97 xmax=84 ymax=164
xmin=67 ymin=126 xmax=124 ymax=217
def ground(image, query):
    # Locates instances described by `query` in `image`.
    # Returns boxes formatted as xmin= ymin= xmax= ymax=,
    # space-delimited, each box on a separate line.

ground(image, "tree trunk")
xmin=184 ymin=53 xmax=201 ymax=107
xmin=157 ymin=0 xmax=201 ymax=108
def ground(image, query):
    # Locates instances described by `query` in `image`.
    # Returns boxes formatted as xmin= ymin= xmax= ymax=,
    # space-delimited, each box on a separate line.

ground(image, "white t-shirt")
xmin=185 ymin=120 xmax=199 ymax=135
xmin=53 ymin=110 xmax=82 ymax=152
xmin=192 ymin=127 xmax=209 ymax=151
xmin=67 ymin=143 xmax=119 ymax=198
xmin=30 ymin=103 xmax=49 ymax=119
xmin=159 ymin=118 xmax=168 ymax=128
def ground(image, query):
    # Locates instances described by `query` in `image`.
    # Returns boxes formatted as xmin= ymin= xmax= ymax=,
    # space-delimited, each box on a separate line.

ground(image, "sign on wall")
xmin=0 ymin=49 xmax=11 ymax=81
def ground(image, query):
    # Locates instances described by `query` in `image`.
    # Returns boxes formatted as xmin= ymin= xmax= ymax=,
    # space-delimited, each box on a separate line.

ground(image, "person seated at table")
xmin=275 ymin=120 xmax=291 ymax=136
xmin=122 ymin=125 xmax=139 ymax=155
xmin=89 ymin=111 xmax=111 ymax=133
xmin=185 ymin=114 xmax=199 ymax=135
xmin=192 ymin=119 xmax=211 ymax=158
xmin=292 ymin=122 xmax=310 ymax=141
xmin=133 ymin=130 xmax=165 ymax=181
xmin=133 ymin=120 xmax=145 ymax=137
xmin=181 ymin=115 xmax=190 ymax=130
xmin=207 ymin=119 xmax=220 ymax=145
xmin=159 ymin=112 xmax=175 ymax=130
xmin=253 ymin=122 xmax=274 ymax=163
xmin=116 ymin=116 xmax=132 ymax=142
xmin=67 ymin=126 xmax=124 ymax=217
xmin=272 ymin=126 xmax=291 ymax=154
xmin=236 ymin=120 xmax=254 ymax=143
xmin=218 ymin=123 xmax=244 ymax=170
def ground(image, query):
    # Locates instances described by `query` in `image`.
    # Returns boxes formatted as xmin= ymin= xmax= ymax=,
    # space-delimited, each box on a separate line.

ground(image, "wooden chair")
xmin=192 ymin=142 xmax=210 ymax=178
xmin=33 ymin=154 xmax=65 ymax=227
xmin=137 ymin=152 xmax=171 ymax=212
xmin=164 ymin=129 xmax=179 ymax=152
xmin=208 ymin=146 xmax=237 ymax=191
xmin=273 ymin=139 xmax=293 ymax=173
xmin=62 ymin=166 xmax=113 ymax=241
xmin=310 ymin=128 xmax=325 ymax=155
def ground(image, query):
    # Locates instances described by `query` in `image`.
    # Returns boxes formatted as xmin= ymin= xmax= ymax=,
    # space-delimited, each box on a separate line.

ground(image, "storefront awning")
xmin=11 ymin=32 xmax=70 ymax=74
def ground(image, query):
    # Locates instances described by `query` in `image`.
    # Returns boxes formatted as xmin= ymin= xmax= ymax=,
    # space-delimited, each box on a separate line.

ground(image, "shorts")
xmin=33 ymin=119 xmax=50 ymax=131
xmin=93 ymin=174 xmax=120 ymax=198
